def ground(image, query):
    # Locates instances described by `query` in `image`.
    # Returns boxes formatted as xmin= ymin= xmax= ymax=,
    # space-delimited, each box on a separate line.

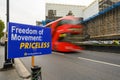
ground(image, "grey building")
xmin=46 ymin=3 xmax=85 ymax=20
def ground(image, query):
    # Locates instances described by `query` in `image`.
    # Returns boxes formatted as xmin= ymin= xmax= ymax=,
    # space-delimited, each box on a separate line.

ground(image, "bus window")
xmin=57 ymin=19 xmax=80 ymax=27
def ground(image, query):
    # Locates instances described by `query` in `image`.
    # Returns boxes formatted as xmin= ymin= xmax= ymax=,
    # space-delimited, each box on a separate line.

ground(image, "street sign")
xmin=8 ymin=22 xmax=51 ymax=58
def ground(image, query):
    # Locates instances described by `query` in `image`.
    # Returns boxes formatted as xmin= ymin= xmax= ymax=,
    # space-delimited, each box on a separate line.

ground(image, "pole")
xmin=31 ymin=56 xmax=42 ymax=80
xmin=32 ymin=56 xmax=35 ymax=67
xmin=2 ymin=0 xmax=14 ymax=70
xmin=7 ymin=0 xmax=9 ymax=30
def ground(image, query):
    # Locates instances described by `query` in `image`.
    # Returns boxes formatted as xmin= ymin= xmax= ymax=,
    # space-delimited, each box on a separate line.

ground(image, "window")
xmin=48 ymin=10 xmax=56 ymax=16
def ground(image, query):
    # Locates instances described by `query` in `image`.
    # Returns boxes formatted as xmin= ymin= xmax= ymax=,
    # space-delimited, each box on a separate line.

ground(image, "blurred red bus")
xmin=46 ymin=16 xmax=84 ymax=52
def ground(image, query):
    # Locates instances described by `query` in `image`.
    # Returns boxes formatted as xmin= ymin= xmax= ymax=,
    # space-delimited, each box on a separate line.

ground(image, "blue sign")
xmin=8 ymin=22 xmax=51 ymax=58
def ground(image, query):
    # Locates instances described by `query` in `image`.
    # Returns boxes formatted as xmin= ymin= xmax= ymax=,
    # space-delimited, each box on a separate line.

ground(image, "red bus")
xmin=46 ymin=16 xmax=84 ymax=52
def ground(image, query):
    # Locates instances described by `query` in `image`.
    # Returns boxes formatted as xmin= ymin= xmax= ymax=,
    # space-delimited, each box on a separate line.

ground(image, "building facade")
xmin=46 ymin=3 xmax=85 ymax=20
xmin=45 ymin=0 xmax=120 ymax=22
xmin=83 ymin=0 xmax=99 ymax=20
xmin=83 ymin=0 xmax=120 ymax=20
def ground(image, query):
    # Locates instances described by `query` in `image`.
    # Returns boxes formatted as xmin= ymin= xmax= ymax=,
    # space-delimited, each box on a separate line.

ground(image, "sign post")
xmin=31 ymin=62 xmax=42 ymax=80
xmin=32 ymin=56 xmax=35 ymax=67
xmin=31 ymin=56 xmax=42 ymax=80
xmin=8 ymin=22 xmax=51 ymax=79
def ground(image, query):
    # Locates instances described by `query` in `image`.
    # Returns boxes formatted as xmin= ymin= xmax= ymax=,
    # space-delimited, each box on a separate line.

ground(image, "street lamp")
xmin=2 ymin=0 xmax=14 ymax=70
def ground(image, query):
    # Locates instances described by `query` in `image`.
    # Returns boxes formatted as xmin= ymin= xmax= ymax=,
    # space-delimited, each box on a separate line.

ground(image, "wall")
xmin=83 ymin=0 xmax=99 ymax=20
xmin=46 ymin=3 xmax=85 ymax=18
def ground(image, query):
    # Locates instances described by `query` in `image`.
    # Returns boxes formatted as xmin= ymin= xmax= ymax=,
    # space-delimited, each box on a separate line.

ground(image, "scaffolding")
xmin=99 ymin=0 xmax=120 ymax=11
xmin=82 ymin=1 xmax=120 ymax=40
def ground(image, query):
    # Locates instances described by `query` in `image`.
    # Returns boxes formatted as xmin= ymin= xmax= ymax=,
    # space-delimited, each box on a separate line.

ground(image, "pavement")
xmin=0 ymin=46 xmax=31 ymax=80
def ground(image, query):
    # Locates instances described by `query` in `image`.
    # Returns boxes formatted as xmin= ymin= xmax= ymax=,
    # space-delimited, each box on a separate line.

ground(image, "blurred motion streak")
xmin=46 ymin=16 xmax=84 ymax=52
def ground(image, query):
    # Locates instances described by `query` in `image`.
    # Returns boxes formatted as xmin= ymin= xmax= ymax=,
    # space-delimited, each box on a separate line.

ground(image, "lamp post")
xmin=6 ymin=0 xmax=9 ymax=30
xmin=2 ymin=0 xmax=14 ymax=69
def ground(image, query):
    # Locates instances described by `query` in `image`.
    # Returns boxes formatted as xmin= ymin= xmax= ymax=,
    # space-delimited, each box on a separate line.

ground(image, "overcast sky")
xmin=0 ymin=0 xmax=95 ymax=28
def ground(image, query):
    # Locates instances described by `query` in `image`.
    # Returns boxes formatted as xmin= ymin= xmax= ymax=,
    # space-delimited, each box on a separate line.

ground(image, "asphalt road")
xmin=21 ymin=50 xmax=120 ymax=80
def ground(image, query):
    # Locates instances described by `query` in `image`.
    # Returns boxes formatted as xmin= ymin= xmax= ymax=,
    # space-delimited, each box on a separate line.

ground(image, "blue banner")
xmin=8 ymin=22 xmax=51 ymax=58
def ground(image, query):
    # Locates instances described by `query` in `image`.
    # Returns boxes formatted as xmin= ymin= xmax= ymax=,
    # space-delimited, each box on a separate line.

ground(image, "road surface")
xmin=20 ymin=50 xmax=120 ymax=80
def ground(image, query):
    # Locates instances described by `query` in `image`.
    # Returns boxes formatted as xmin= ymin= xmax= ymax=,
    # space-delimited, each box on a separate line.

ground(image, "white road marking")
xmin=78 ymin=57 xmax=120 ymax=68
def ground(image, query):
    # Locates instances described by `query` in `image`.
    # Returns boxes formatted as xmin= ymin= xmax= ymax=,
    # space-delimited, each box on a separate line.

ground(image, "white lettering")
xmin=11 ymin=34 xmax=42 ymax=41
xmin=11 ymin=34 xmax=17 ymax=40
xmin=11 ymin=26 xmax=38 ymax=35
xmin=11 ymin=26 xmax=16 ymax=33
xmin=39 ymin=29 xmax=44 ymax=35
